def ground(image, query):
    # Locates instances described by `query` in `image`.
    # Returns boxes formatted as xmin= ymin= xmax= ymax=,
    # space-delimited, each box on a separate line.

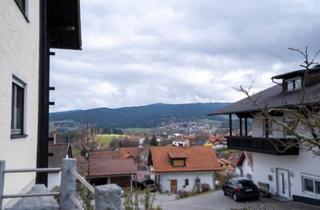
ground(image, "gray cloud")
xmin=50 ymin=0 xmax=320 ymax=112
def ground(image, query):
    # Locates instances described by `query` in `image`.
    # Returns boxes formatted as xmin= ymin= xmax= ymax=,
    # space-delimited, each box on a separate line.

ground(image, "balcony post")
xmin=239 ymin=117 xmax=243 ymax=136
xmin=244 ymin=118 xmax=248 ymax=136
xmin=0 ymin=160 xmax=5 ymax=208
xmin=60 ymin=159 xmax=76 ymax=210
xmin=229 ymin=114 xmax=232 ymax=136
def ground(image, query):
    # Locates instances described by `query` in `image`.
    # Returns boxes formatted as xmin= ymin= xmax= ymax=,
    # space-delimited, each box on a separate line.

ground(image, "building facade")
xmin=210 ymin=65 xmax=320 ymax=205
xmin=0 ymin=0 xmax=81 ymax=207
xmin=0 ymin=0 xmax=40 ymax=199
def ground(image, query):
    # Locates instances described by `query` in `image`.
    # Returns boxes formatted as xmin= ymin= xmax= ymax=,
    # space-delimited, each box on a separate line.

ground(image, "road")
xmin=155 ymin=190 xmax=320 ymax=210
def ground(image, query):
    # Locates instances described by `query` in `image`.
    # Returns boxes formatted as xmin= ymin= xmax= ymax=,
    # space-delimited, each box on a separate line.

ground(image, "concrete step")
xmin=4 ymin=185 xmax=60 ymax=210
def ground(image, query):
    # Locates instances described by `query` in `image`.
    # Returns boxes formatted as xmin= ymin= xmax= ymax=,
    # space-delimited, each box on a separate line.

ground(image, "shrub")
xmin=201 ymin=183 xmax=211 ymax=192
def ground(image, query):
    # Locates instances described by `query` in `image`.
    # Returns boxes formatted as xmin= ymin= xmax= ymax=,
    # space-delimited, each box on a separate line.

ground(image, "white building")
xmin=211 ymin=65 xmax=320 ymax=205
xmin=0 ymin=0 xmax=41 ymax=200
xmin=0 ymin=0 xmax=81 ymax=207
xmin=149 ymin=146 xmax=221 ymax=193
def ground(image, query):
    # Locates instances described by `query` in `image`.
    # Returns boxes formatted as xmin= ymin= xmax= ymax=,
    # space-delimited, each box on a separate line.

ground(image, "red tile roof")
xmin=78 ymin=157 xmax=137 ymax=178
xmin=91 ymin=150 xmax=118 ymax=160
xmin=150 ymin=146 xmax=222 ymax=173
xmin=167 ymin=151 xmax=187 ymax=159
xmin=118 ymin=147 xmax=150 ymax=159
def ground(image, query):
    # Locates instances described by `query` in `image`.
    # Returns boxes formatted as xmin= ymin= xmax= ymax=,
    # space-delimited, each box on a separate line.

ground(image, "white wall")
xmin=253 ymin=151 xmax=320 ymax=200
xmin=157 ymin=172 xmax=215 ymax=193
xmin=48 ymin=173 xmax=61 ymax=191
xmin=251 ymin=114 xmax=320 ymax=200
xmin=252 ymin=114 xmax=284 ymax=138
xmin=242 ymin=156 xmax=253 ymax=179
xmin=0 ymin=0 xmax=40 ymax=204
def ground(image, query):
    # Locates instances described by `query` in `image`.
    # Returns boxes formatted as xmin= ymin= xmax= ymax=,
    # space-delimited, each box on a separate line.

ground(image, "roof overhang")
xmin=47 ymin=0 xmax=82 ymax=50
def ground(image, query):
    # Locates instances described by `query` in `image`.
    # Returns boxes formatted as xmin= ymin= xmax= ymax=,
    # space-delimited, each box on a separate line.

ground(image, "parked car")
xmin=133 ymin=179 xmax=157 ymax=192
xmin=222 ymin=177 xmax=259 ymax=202
xmin=144 ymin=179 xmax=157 ymax=192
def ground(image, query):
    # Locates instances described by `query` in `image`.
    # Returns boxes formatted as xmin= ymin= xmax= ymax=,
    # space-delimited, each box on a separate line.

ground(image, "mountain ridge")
xmin=49 ymin=102 xmax=230 ymax=129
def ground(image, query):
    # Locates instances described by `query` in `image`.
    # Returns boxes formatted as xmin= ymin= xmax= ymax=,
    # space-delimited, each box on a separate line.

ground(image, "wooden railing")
xmin=226 ymin=136 xmax=299 ymax=155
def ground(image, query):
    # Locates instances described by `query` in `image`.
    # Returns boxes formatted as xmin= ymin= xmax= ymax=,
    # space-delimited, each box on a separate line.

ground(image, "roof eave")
xmin=47 ymin=0 xmax=82 ymax=50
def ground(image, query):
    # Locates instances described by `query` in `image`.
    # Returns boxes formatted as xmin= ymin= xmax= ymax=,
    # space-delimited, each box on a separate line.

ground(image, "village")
xmin=1 ymin=0 xmax=320 ymax=210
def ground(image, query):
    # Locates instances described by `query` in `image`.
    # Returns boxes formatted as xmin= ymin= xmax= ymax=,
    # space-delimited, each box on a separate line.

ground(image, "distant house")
xmin=78 ymin=158 xmax=137 ymax=188
xmin=236 ymin=152 xmax=253 ymax=179
xmin=77 ymin=148 xmax=147 ymax=188
xmin=47 ymin=144 xmax=73 ymax=190
xmin=148 ymin=146 xmax=221 ymax=193
xmin=208 ymin=135 xmax=227 ymax=149
xmin=118 ymin=147 xmax=150 ymax=170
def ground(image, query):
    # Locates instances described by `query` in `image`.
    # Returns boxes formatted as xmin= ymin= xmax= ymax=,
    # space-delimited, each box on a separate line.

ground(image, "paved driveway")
xmin=157 ymin=190 xmax=320 ymax=210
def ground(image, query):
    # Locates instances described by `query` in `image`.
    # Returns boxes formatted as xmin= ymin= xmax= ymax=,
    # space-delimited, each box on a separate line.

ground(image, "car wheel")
xmin=233 ymin=193 xmax=239 ymax=202
xmin=223 ymin=190 xmax=227 ymax=196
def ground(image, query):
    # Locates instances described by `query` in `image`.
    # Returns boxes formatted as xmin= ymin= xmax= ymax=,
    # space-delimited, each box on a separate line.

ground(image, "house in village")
xmin=76 ymin=147 xmax=151 ymax=188
xmin=0 ymin=0 xmax=81 ymax=207
xmin=221 ymin=151 xmax=253 ymax=179
xmin=148 ymin=146 xmax=221 ymax=193
xmin=47 ymin=143 xmax=73 ymax=190
xmin=210 ymin=65 xmax=320 ymax=205
xmin=83 ymin=158 xmax=137 ymax=188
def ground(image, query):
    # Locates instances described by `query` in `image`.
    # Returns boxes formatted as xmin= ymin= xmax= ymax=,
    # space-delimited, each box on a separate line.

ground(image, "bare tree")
xmin=73 ymin=116 xmax=97 ymax=210
xmin=238 ymin=47 xmax=320 ymax=156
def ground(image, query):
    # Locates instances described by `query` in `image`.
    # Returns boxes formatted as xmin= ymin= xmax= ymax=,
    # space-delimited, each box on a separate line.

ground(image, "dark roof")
xmin=48 ymin=0 xmax=82 ymax=50
xmin=48 ymin=144 xmax=72 ymax=168
xmin=209 ymin=82 xmax=320 ymax=115
xmin=272 ymin=65 xmax=320 ymax=80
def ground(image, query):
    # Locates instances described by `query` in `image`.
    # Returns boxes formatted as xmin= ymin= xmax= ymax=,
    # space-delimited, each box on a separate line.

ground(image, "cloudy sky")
xmin=50 ymin=0 xmax=320 ymax=112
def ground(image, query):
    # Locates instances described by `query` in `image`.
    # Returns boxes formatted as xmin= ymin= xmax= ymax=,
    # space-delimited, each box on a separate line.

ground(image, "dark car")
xmin=222 ymin=177 xmax=259 ymax=202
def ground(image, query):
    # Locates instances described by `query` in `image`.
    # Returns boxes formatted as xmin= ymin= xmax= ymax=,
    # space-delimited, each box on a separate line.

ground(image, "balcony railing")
xmin=226 ymin=136 xmax=299 ymax=155
xmin=0 ymin=159 xmax=122 ymax=210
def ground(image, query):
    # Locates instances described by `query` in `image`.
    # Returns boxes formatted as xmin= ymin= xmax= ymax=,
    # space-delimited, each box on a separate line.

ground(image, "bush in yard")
xmin=124 ymin=188 xmax=162 ymax=210
xmin=177 ymin=190 xmax=192 ymax=199
xmin=201 ymin=183 xmax=211 ymax=192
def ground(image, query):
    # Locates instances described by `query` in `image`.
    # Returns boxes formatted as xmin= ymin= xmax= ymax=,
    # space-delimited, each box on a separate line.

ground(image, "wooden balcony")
xmin=226 ymin=136 xmax=299 ymax=155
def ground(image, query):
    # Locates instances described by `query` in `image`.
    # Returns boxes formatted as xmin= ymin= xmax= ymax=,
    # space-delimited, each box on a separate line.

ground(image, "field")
xmin=95 ymin=134 xmax=125 ymax=148
xmin=123 ymin=128 xmax=151 ymax=134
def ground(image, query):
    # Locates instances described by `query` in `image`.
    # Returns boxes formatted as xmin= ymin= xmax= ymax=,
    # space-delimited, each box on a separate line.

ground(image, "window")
xmin=302 ymin=176 xmax=320 ymax=197
xmin=14 ymin=0 xmax=28 ymax=20
xmin=284 ymin=114 xmax=297 ymax=137
xmin=172 ymin=159 xmax=186 ymax=167
xmin=304 ymin=178 xmax=314 ymax=192
xmin=185 ymin=179 xmax=189 ymax=186
xmin=11 ymin=77 xmax=26 ymax=137
xmin=286 ymin=77 xmax=302 ymax=91
xmin=316 ymin=181 xmax=320 ymax=194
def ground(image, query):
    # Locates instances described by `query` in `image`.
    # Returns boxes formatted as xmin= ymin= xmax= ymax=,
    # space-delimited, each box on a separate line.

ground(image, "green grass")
xmin=123 ymin=128 xmax=151 ymax=134
xmin=95 ymin=134 xmax=125 ymax=148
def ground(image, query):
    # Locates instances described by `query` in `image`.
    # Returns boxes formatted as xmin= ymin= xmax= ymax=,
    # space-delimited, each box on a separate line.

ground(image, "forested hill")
xmin=49 ymin=102 xmax=230 ymax=129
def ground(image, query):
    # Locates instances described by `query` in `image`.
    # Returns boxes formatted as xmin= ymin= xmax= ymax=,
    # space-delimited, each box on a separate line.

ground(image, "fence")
xmin=0 ymin=159 xmax=122 ymax=210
